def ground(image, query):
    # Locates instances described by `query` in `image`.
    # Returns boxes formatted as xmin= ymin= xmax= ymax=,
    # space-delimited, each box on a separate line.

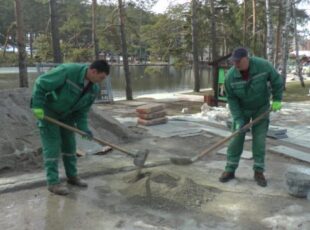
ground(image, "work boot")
xmin=67 ymin=176 xmax=88 ymax=187
xmin=254 ymin=171 xmax=267 ymax=187
xmin=48 ymin=183 xmax=69 ymax=196
xmin=219 ymin=171 xmax=235 ymax=183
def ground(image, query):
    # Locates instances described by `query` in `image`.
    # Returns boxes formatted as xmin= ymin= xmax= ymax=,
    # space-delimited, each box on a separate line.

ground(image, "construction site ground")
xmin=0 ymin=91 xmax=310 ymax=230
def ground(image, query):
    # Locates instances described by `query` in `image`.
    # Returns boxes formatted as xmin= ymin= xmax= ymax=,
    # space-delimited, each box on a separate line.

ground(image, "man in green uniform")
xmin=31 ymin=60 xmax=110 ymax=195
xmin=219 ymin=47 xmax=283 ymax=187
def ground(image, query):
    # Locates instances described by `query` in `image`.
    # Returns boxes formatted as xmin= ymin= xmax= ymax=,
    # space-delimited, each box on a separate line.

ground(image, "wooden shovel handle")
xmin=191 ymin=109 xmax=271 ymax=162
xmin=43 ymin=115 xmax=135 ymax=157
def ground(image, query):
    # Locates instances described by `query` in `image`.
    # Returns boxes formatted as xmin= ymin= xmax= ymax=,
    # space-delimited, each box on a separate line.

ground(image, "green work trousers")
xmin=38 ymin=119 xmax=77 ymax=185
xmin=225 ymin=106 xmax=270 ymax=173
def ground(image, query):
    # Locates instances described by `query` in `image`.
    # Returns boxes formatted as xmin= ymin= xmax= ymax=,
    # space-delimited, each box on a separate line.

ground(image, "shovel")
xmin=170 ymin=109 xmax=271 ymax=166
xmin=44 ymin=115 xmax=149 ymax=167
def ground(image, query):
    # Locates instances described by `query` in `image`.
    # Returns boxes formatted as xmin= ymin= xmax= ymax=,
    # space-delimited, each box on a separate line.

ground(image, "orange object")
xmin=138 ymin=110 xmax=166 ymax=120
xmin=138 ymin=117 xmax=167 ymax=126
xmin=204 ymin=95 xmax=214 ymax=106
xmin=136 ymin=103 xmax=165 ymax=114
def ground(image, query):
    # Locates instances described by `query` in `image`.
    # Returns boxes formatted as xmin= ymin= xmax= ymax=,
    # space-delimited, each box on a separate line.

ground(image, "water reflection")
xmin=0 ymin=65 xmax=211 ymax=98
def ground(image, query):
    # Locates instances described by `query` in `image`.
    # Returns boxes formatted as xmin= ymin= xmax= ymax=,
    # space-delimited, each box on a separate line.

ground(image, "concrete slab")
xmin=142 ymin=120 xmax=205 ymax=138
xmin=282 ymin=128 xmax=310 ymax=149
xmin=217 ymin=147 xmax=253 ymax=159
xmin=116 ymin=116 xmax=252 ymax=140
xmin=269 ymin=145 xmax=310 ymax=163
xmin=169 ymin=116 xmax=252 ymax=140
xmin=267 ymin=127 xmax=288 ymax=139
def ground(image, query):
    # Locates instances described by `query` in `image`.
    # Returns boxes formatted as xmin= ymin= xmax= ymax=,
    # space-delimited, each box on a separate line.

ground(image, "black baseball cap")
xmin=230 ymin=47 xmax=248 ymax=61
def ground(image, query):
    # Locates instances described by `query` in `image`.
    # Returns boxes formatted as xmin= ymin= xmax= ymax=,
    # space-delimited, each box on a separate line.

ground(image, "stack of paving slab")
xmin=136 ymin=103 xmax=167 ymax=126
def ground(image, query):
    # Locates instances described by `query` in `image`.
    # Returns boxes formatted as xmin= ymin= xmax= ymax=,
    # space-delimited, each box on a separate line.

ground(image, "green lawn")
xmin=182 ymin=80 xmax=310 ymax=103
xmin=283 ymin=80 xmax=310 ymax=102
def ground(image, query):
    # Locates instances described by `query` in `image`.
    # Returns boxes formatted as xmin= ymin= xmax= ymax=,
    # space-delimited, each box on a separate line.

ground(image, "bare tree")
xmin=14 ymin=0 xmax=28 ymax=88
xmin=281 ymin=0 xmax=291 ymax=88
xmin=252 ymin=0 xmax=257 ymax=54
xmin=118 ymin=0 xmax=133 ymax=100
xmin=243 ymin=0 xmax=247 ymax=46
xmin=292 ymin=1 xmax=305 ymax=87
xmin=49 ymin=0 xmax=62 ymax=63
xmin=191 ymin=0 xmax=200 ymax=92
xmin=274 ymin=0 xmax=283 ymax=67
xmin=92 ymin=0 xmax=99 ymax=60
xmin=265 ymin=0 xmax=274 ymax=63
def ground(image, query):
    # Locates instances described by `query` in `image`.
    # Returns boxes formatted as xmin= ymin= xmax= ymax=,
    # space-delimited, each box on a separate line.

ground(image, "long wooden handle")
xmin=191 ymin=109 xmax=270 ymax=162
xmin=44 ymin=115 xmax=135 ymax=157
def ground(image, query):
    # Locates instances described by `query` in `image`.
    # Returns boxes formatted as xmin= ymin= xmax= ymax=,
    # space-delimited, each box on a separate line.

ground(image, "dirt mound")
xmin=0 ymin=88 xmax=40 ymax=171
xmin=0 ymin=89 xmax=135 ymax=172
xmin=121 ymin=170 xmax=221 ymax=211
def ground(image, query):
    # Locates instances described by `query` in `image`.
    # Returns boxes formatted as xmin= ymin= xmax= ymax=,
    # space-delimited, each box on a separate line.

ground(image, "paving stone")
xmin=267 ymin=127 xmax=288 ymax=139
xmin=136 ymin=103 xmax=165 ymax=114
xmin=217 ymin=147 xmax=253 ymax=159
xmin=138 ymin=117 xmax=168 ymax=126
xmin=285 ymin=166 xmax=310 ymax=198
xmin=280 ymin=126 xmax=310 ymax=149
xmin=269 ymin=146 xmax=310 ymax=163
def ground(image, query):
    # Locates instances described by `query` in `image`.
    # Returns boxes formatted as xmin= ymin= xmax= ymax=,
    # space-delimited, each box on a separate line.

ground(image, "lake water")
xmin=0 ymin=65 xmax=212 ymax=98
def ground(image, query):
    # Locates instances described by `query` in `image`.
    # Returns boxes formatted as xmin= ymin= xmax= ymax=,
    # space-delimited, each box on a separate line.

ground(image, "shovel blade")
xmin=133 ymin=149 xmax=149 ymax=167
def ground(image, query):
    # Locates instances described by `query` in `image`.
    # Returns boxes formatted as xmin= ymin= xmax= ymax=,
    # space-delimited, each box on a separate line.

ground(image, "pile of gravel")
xmin=121 ymin=169 xmax=221 ymax=211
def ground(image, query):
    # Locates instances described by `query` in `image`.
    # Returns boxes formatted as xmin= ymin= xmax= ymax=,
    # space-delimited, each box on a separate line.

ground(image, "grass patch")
xmin=283 ymin=81 xmax=310 ymax=102
xmin=181 ymin=81 xmax=310 ymax=103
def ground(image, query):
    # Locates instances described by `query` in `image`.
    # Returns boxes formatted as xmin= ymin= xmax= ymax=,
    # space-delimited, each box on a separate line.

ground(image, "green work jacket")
xmin=31 ymin=63 xmax=100 ymax=130
xmin=224 ymin=57 xmax=283 ymax=123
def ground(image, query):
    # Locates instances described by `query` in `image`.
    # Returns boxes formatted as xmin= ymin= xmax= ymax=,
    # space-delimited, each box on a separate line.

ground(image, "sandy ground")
xmin=0 ymin=92 xmax=310 ymax=230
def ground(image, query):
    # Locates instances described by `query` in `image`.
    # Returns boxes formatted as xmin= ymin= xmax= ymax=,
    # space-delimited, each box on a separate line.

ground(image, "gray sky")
xmin=151 ymin=0 xmax=189 ymax=13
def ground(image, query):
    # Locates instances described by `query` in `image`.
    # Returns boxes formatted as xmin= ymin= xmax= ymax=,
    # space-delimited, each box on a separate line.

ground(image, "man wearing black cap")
xmin=219 ymin=47 xmax=283 ymax=187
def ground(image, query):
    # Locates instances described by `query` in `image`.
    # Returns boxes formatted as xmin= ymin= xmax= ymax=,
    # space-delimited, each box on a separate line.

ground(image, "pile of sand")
xmin=121 ymin=170 xmax=221 ymax=211
xmin=0 ymin=88 xmax=41 ymax=171
xmin=0 ymin=89 xmax=135 ymax=172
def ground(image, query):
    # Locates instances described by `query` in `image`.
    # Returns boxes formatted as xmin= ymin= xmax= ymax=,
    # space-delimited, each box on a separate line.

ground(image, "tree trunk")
xmin=118 ymin=0 xmax=133 ymax=100
xmin=49 ymin=0 xmax=62 ymax=63
xmin=252 ymin=0 xmax=257 ymax=54
xmin=210 ymin=0 xmax=217 ymax=61
xmin=14 ymin=0 xmax=28 ymax=88
xmin=274 ymin=0 xmax=283 ymax=67
xmin=243 ymin=0 xmax=247 ymax=46
xmin=265 ymin=0 xmax=274 ymax=63
xmin=292 ymin=2 xmax=305 ymax=87
xmin=210 ymin=0 xmax=218 ymax=104
xmin=191 ymin=0 xmax=200 ymax=92
xmin=281 ymin=0 xmax=291 ymax=89
xmin=92 ymin=0 xmax=99 ymax=60
xmin=29 ymin=32 xmax=33 ymax=59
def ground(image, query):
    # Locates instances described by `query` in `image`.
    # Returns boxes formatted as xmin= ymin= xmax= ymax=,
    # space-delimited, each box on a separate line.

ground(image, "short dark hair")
xmin=90 ymin=60 xmax=110 ymax=75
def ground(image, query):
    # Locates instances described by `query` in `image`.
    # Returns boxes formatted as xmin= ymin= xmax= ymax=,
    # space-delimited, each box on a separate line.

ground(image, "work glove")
xmin=81 ymin=129 xmax=93 ymax=140
xmin=271 ymin=101 xmax=282 ymax=112
xmin=32 ymin=108 xmax=44 ymax=120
